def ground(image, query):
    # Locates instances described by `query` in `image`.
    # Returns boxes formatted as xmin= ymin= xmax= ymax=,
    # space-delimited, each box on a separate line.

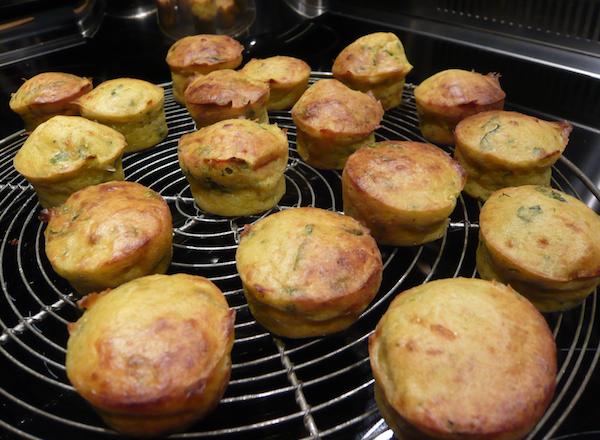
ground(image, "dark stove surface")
xmin=1 ymin=3 xmax=600 ymax=440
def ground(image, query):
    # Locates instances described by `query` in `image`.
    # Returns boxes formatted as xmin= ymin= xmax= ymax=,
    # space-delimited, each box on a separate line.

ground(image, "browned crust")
xmin=332 ymin=32 xmax=412 ymax=83
xmin=291 ymin=79 xmax=383 ymax=138
xmin=166 ymin=34 xmax=243 ymax=72
xmin=345 ymin=141 xmax=465 ymax=210
xmin=184 ymin=69 xmax=269 ymax=108
xmin=236 ymin=208 xmax=383 ymax=330
xmin=479 ymin=186 xmax=600 ymax=283
xmin=414 ymin=70 xmax=506 ymax=122
xmin=10 ymin=72 xmax=92 ymax=109
xmin=178 ymin=120 xmax=285 ymax=172
xmin=66 ymin=274 xmax=235 ymax=430
xmin=369 ymin=278 xmax=557 ymax=439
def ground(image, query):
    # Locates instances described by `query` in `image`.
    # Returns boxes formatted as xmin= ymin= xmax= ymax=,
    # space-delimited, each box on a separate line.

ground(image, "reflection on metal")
xmin=284 ymin=0 xmax=328 ymax=18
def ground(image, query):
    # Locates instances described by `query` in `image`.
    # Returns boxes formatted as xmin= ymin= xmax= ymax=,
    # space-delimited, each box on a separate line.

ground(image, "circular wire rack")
xmin=0 ymin=72 xmax=599 ymax=440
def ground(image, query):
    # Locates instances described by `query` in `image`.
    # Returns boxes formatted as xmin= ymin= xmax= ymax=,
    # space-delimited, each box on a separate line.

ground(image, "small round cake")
xmin=414 ymin=69 xmax=506 ymax=145
xmin=184 ymin=69 xmax=270 ymax=128
xmin=9 ymin=72 xmax=93 ymax=131
xmin=478 ymin=185 xmax=600 ymax=312
xmin=165 ymin=34 xmax=243 ymax=104
xmin=178 ymin=118 xmax=288 ymax=216
xmin=370 ymin=277 xmax=556 ymax=440
xmin=454 ymin=110 xmax=572 ymax=200
xmin=241 ymin=56 xmax=311 ymax=110
xmin=45 ymin=181 xmax=173 ymax=294
xmin=77 ymin=77 xmax=168 ymax=152
xmin=13 ymin=116 xmax=126 ymax=208
xmin=332 ymin=32 xmax=413 ymax=110
xmin=66 ymin=274 xmax=235 ymax=437
xmin=236 ymin=207 xmax=383 ymax=338
xmin=343 ymin=141 xmax=465 ymax=246
xmin=291 ymin=79 xmax=384 ymax=169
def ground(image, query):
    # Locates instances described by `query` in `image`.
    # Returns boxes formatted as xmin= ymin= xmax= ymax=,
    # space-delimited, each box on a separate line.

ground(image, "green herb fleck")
xmin=479 ymin=119 xmax=501 ymax=151
xmin=129 ymin=99 xmax=136 ymax=107
xmin=532 ymin=147 xmax=544 ymax=156
xmin=344 ymin=228 xmax=364 ymax=236
xmin=304 ymin=224 xmax=314 ymax=235
xmin=517 ymin=205 xmax=543 ymax=222
xmin=245 ymin=109 xmax=256 ymax=120
xmin=293 ymin=241 xmax=308 ymax=270
xmin=535 ymin=186 xmax=566 ymax=202
xmin=50 ymin=151 xmax=70 ymax=165
xmin=384 ymin=49 xmax=394 ymax=56
xmin=283 ymin=286 xmax=297 ymax=295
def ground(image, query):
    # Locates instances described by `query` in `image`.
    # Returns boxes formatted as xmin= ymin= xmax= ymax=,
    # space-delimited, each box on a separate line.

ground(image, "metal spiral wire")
xmin=0 ymin=72 xmax=598 ymax=439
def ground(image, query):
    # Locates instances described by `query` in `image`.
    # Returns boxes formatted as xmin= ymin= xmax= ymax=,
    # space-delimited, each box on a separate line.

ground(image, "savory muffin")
xmin=370 ymin=277 xmax=556 ymax=440
xmin=332 ymin=32 xmax=413 ymax=110
xmin=184 ymin=69 xmax=270 ymax=128
xmin=241 ymin=56 xmax=311 ymax=110
xmin=9 ymin=72 xmax=93 ymax=131
xmin=454 ymin=110 xmax=572 ymax=200
xmin=178 ymin=118 xmax=288 ymax=216
xmin=236 ymin=207 xmax=382 ymax=338
xmin=13 ymin=116 xmax=126 ymax=208
xmin=165 ymin=34 xmax=243 ymax=104
xmin=66 ymin=274 xmax=235 ymax=437
xmin=478 ymin=185 xmax=600 ymax=312
xmin=45 ymin=181 xmax=172 ymax=294
xmin=414 ymin=69 xmax=506 ymax=145
xmin=343 ymin=141 xmax=465 ymax=246
xmin=291 ymin=79 xmax=384 ymax=169
xmin=77 ymin=78 xmax=168 ymax=152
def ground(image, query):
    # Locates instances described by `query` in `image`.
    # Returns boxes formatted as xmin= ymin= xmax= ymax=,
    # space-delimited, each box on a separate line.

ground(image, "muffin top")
xmin=178 ymin=119 xmax=288 ymax=187
xmin=10 ymin=72 xmax=92 ymax=112
xmin=370 ymin=277 xmax=556 ymax=437
xmin=184 ymin=69 xmax=269 ymax=108
xmin=13 ymin=116 xmax=126 ymax=180
xmin=332 ymin=32 xmax=413 ymax=84
xmin=236 ymin=207 xmax=382 ymax=314
xmin=241 ymin=56 xmax=311 ymax=89
xmin=344 ymin=141 xmax=465 ymax=214
xmin=66 ymin=273 xmax=234 ymax=414
xmin=77 ymin=78 xmax=164 ymax=121
xmin=45 ymin=181 xmax=172 ymax=274
xmin=480 ymin=185 xmax=600 ymax=282
xmin=414 ymin=69 xmax=505 ymax=111
xmin=455 ymin=110 xmax=572 ymax=169
xmin=291 ymin=79 xmax=383 ymax=137
xmin=166 ymin=34 xmax=243 ymax=73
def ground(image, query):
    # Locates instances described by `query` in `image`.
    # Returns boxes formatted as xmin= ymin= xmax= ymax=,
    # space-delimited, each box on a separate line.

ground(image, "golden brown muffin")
xmin=332 ymin=32 xmax=413 ymax=110
xmin=13 ymin=116 xmax=126 ymax=208
xmin=77 ymin=78 xmax=168 ymax=152
xmin=454 ymin=110 xmax=572 ymax=201
xmin=241 ymin=56 xmax=311 ymax=110
xmin=178 ymin=119 xmax=288 ymax=216
xmin=184 ymin=69 xmax=269 ymax=128
xmin=414 ymin=69 xmax=506 ymax=145
xmin=66 ymin=274 xmax=235 ymax=437
xmin=370 ymin=277 xmax=556 ymax=440
xmin=236 ymin=207 xmax=382 ymax=338
xmin=291 ymin=79 xmax=384 ymax=169
xmin=343 ymin=141 xmax=465 ymax=246
xmin=478 ymin=185 xmax=600 ymax=312
xmin=166 ymin=34 xmax=243 ymax=104
xmin=44 ymin=181 xmax=172 ymax=294
xmin=9 ymin=72 xmax=93 ymax=131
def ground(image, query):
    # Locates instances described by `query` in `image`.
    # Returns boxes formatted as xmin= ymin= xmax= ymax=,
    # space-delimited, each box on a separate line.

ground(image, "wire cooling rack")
xmin=0 ymin=72 xmax=599 ymax=440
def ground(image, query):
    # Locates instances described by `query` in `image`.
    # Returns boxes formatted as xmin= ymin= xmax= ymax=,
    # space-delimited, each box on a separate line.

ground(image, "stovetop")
xmin=1 ymin=1 xmax=599 ymax=439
